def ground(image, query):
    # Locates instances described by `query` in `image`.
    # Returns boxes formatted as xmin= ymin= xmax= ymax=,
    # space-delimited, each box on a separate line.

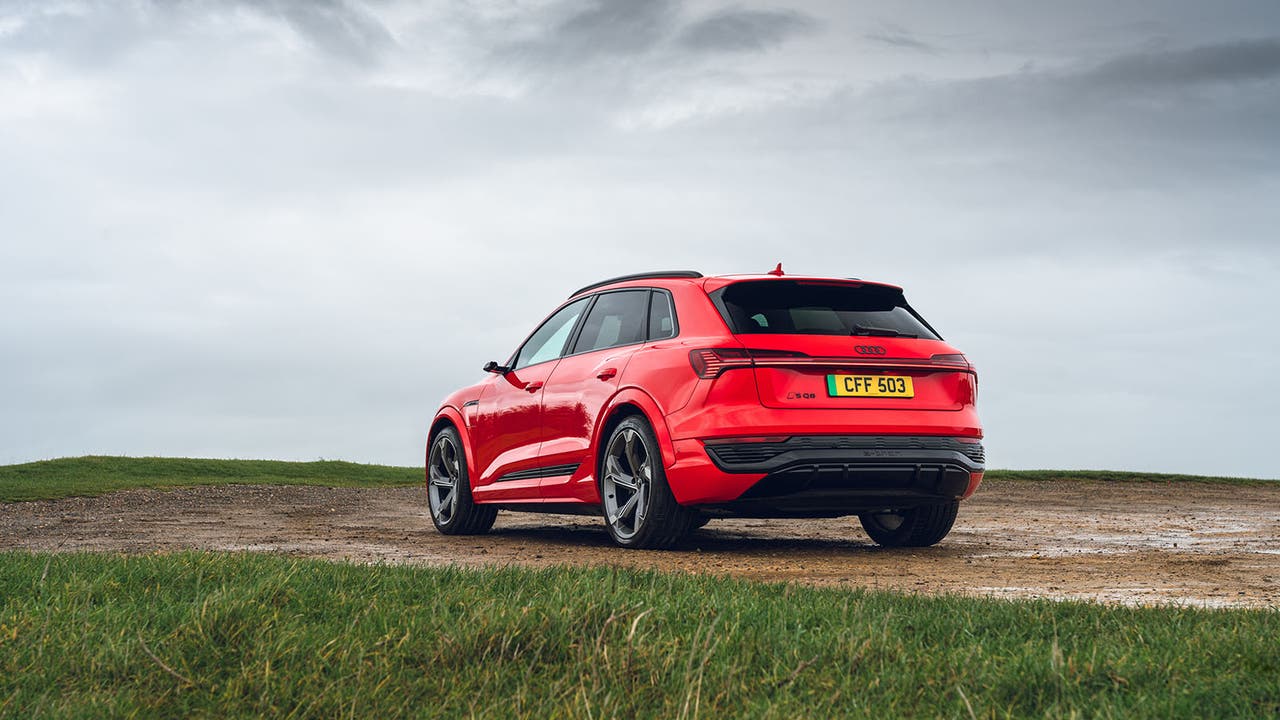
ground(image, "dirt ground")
xmin=4 ymin=479 xmax=1278 ymax=608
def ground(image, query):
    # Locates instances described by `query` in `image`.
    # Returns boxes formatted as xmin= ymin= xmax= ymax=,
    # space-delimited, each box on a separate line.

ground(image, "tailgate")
xmin=746 ymin=336 xmax=973 ymax=411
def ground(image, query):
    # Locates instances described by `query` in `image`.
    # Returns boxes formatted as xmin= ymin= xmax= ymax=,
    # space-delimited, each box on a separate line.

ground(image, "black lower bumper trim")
xmin=696 ymin=435 xmax=984 ymax=518
xmin=705 ymin=435 xmax=984 ymax=473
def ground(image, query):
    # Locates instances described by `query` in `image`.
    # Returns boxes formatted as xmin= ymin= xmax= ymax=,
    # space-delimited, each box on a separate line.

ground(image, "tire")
xmin=427 ymin=426 xmax=497 ymax=535
xmin=690 ymin=514 xmax=712 ymax=530
xmin=859 ymin=501 xmax=959 ymax=548
xmin=599 ymin=416 xmax=696 ymax=549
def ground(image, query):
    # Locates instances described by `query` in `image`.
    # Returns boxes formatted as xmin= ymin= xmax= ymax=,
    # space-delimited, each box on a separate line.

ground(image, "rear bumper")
xmin=666 ymin=435 xmax=984 ymax=517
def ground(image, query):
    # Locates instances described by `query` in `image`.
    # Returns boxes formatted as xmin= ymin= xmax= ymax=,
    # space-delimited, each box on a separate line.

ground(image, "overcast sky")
xmin=3 ymin=1 xmax=1278 ymax=477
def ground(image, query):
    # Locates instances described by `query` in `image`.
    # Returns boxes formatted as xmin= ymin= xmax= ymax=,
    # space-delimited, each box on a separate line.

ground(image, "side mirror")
xmin=483 ymin=361 xmax=510 ymax=374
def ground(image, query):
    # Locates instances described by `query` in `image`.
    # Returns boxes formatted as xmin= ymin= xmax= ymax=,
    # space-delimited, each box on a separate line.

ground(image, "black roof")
xmin=569 ymin=271 xmax=703 ymax=298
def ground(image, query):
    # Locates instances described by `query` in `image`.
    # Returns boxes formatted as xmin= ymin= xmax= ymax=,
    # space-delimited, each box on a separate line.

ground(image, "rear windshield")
xmin=710 ymin=280 xmax=940 ymax=340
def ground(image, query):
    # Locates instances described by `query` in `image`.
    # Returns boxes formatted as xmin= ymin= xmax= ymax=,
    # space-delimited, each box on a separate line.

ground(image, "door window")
xmin=512 ymin=297 xmax=590 ymax=370
xmin=571 ymin=290 xmax=650 ymax=354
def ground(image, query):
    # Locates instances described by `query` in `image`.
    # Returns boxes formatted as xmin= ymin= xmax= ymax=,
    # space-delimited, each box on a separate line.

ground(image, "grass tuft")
xmin=0 ymin=552 xmax=1276 ymax=718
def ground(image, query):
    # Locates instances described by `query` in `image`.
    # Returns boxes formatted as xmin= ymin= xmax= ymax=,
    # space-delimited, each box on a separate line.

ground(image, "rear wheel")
xmin=427 ymin=427 xmax=497 ymax=535
xmin=600 ymin=416 xmax=695 ymax=549
xmin=859 ymin=501 xmax=958 ymax=547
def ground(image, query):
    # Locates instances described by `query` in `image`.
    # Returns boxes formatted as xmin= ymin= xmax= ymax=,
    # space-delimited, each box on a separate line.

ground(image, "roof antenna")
xmin=768 ymin=262 xmax=785 ymax=276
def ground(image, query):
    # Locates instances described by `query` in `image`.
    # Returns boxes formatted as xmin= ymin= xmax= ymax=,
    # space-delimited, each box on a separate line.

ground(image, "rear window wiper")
xmin=851 ymin=324 xmax=916 ymax=338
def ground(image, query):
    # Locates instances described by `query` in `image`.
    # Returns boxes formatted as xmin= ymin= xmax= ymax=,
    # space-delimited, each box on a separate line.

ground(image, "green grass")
xmin=0 ymin=456 xmax=420 ymax=502
xmin=1 ymin=457 xmax=1272 ymax=504
xmin=0 ymin=552 xmax=1275 ymax=719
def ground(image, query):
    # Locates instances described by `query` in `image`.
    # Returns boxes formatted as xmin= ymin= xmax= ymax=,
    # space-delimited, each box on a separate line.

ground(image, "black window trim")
xmin=507 ymin=287 xmax=683 ymax=371
xmin=565 ymin=287 xmax=682 ymax=358
xmin=647 ymin=287 xmax=680 ymax=342
xmin=563 ymin=293 xmax=602 ymax=357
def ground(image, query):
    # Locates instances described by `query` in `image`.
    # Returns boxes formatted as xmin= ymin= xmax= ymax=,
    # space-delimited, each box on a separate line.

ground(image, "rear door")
xmin=709 ymin=280 xmax=973 ymax=411
xmin=537 ymin=289 xmax=652 ymax=498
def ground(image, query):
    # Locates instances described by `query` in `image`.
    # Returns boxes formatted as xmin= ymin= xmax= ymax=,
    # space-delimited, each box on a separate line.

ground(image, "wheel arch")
xmin=427 ymin=406 xmax=477 ymax=484
xmin=592 ymin=389 xmax=678 ymax=473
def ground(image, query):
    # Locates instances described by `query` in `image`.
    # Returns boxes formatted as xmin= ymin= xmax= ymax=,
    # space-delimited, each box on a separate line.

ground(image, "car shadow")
xmin=485 ymin=520 xmax=965 ymax=557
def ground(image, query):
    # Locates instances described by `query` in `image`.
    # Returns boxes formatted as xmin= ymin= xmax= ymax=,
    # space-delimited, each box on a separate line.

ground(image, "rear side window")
xmin=648 ymin=290 xmax=676 ymax=340
xmin=572 ymin=290 xmax=650 ymax=354
xmin=710 ymin=281 xmax=940 ymax=340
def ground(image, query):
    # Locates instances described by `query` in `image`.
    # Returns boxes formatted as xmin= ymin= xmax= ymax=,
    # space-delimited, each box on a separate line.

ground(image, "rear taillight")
xmin=692 ymin=348 xmax=978 ymax=381
xmin=929 ymin=353 xmax=971 ymax=369
xmin=688 ymin=348 xmax=808 ymax=379
xmin=689 ymin=348 xmax=751 ymax=379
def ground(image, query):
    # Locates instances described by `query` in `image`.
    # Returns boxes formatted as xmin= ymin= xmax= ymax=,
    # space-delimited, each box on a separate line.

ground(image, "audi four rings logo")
xmin=854 ymin=345 xmax=886 ymax=355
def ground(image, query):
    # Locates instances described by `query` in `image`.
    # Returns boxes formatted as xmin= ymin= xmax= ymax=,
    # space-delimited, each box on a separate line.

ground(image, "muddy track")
xmin=4 ymin=479 xmax=1278 ymax=608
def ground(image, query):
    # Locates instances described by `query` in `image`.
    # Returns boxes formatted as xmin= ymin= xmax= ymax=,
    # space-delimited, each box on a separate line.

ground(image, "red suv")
xmin=426 ymin=269 xmax=983 ymax=549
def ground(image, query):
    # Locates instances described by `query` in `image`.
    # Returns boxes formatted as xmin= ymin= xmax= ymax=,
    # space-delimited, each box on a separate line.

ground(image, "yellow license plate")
xmin=826 ymin=375 xmax=915 ymax=398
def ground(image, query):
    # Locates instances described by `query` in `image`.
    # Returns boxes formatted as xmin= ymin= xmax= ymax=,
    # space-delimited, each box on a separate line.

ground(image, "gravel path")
xmin=4 ymin=479 xmax=1278 ymax=607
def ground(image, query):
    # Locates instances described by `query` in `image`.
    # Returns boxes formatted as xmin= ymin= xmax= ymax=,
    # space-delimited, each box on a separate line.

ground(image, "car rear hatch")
xmin=706 ymin=279 xmax=975 ymax=411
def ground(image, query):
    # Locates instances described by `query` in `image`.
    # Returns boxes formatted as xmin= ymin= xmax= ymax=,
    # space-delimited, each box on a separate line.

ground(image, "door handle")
xmin=596 ymin=368 xmax=618 ymax=381
xmin=524 ymin=381 xmax=544 ymax=393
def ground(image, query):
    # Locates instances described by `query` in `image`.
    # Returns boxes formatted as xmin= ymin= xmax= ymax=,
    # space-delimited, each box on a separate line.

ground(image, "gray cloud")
xmin=764 ymin=37 xmax=1280 ymax=202
xmin=494 ymin=0 xmax=677 ymax=66
xmin=864 ymin=23 xmax=939 ymax=54
xmin=676 ymin=6 xmax=817 ymax=54
xmin=240 ymin=0 xmax=396 ymax=64
xmin=0 ymin=0 xmax=395 ymax=66
xmin=1079 ymin=36 xmax=1280 ymax=88
xmin=2 ymin=1 xmax=1279 ymax=478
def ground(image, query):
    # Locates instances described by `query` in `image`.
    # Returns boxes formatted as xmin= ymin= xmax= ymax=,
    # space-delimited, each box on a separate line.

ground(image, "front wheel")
xmin=599 ymin=416 xmax=696 ymax=549
xmin=859 ymin=502 xmax=959 ymax=547
xmin=427 ymin=427 xmax=497 ymax=535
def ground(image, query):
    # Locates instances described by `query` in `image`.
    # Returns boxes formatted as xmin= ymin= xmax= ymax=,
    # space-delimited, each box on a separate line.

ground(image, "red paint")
xmin=430 ymin=272 xmax=984 ymax=509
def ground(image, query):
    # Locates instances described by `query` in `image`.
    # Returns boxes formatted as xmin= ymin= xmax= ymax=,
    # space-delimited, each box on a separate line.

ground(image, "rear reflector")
xmin=965 ymin=471 xmax=984 ymax=498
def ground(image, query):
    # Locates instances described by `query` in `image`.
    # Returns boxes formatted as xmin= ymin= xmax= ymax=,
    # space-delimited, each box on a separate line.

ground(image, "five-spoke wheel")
xmin=602 ymin=425 xmax=653 ymax=540
xmin=600 ymin=416 xmax=695 ymax=549
xmin=426 ymin=426 xmax=497 ymax=535
xmin=427 ymin=433 xmax=461 ymax=524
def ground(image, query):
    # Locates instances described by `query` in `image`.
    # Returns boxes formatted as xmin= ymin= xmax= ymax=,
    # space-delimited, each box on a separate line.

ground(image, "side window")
xmin=571 ymin=290 xmax=649 ymax=354
xmin=512 ymin=297 xmax=590 ymax=370
xmin=648 ymin=290 xmax=676 ymax=340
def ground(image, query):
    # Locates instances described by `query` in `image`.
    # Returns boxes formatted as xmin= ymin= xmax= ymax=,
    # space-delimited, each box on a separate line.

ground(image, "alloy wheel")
xmin=428 ymin=434 xmax=461 ymax=524
xmin=601 ymin=427 xmax=652 ymax=540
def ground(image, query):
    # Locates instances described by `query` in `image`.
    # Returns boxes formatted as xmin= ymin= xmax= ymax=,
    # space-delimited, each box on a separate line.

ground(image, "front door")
xmin=470 ymin=296 xmax=590 ymax=502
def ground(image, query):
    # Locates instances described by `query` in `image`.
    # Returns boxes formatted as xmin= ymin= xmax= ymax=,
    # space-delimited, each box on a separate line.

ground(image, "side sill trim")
xmin=495 ymin=463 xmax=581 ymax=483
